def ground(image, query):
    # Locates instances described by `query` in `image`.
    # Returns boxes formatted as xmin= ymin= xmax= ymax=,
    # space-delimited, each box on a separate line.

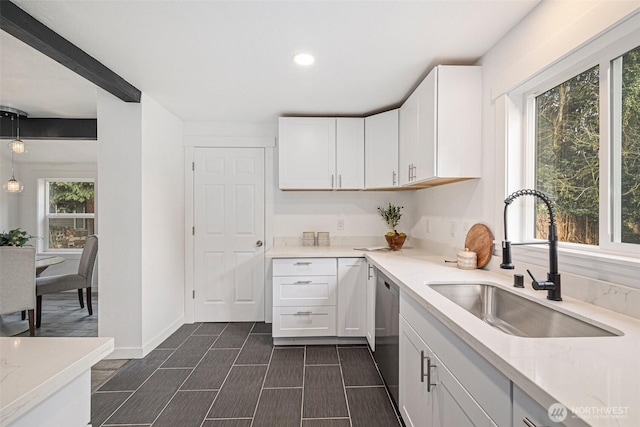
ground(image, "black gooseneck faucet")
xmin=500 ymin=189 xmax=562 ymax=301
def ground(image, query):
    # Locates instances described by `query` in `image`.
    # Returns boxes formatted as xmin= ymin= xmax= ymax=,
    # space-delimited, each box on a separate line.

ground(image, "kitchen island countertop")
xmin=0 ymin=336 xmax=114 ymax=426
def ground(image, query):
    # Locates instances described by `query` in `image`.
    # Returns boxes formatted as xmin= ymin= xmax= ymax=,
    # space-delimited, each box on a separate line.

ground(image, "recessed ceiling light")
xmin=293 ymin=52 xmax=315 ymax=66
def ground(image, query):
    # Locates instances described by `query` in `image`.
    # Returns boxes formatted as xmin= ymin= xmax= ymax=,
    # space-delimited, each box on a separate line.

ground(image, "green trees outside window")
xmin=534 ymin=43 xmax=640 ymax=246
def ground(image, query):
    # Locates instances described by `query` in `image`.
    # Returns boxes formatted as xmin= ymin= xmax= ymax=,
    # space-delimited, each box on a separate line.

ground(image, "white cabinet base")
xmin=8 ymin=370 xmax=90 ymax=427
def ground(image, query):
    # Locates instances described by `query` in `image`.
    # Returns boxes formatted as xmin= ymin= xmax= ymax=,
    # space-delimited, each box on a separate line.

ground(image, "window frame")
xmin=517 ymin=30 xmax=640 ymax=258
xmin=43 ymin=178 xmax=96 ymax=253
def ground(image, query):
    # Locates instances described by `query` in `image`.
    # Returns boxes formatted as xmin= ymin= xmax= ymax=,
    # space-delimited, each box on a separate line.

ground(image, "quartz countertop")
xmin=266 ymin=246 xmax=640 ymax=426
xmin=0 ymin=336 xmax=114 ymax=425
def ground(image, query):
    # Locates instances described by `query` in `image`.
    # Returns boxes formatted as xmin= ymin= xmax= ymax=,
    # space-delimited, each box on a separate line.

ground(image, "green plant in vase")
xmin=378 ymin=203 xmax=406 ymax=250
xmin=0 ymin=228 xmax=37 ymax=247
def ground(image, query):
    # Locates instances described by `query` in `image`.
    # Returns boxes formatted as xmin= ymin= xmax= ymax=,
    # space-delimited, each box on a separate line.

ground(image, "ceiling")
xmin=1 ymin=0 xmax=540 ymax=124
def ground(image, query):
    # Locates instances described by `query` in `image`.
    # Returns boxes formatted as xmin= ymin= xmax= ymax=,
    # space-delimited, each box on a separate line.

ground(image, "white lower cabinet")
xmin=400 ymin=316 xmax=496 ymax=427
xmin=272 ymin=257 xmax=367 ymax=339
xmin=337 ymin=258 xmax=367 ymax=337
xmin=399 ymin=290 xmax=511 ymax=427
xmin=513 ymin=385 xmax=566 ymax=427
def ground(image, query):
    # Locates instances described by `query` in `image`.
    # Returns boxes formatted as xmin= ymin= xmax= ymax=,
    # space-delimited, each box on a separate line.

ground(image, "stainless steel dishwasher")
xmin=374 ymin=269 xmax=400 ymax=407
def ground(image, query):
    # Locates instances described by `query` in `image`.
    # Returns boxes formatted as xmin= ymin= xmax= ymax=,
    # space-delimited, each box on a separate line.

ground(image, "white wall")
xmin=410 ymin=0 xmax=640 ymax=246
xmin=97 ymin=90 xmax=143 ymax=357
xmin=140 ymin=93 xmax=185 ymax=353
xmin=273 ymin=189 xmax=413 ymax=241
xmin=408 ymin=1 xmax=640 ymax=294
xmin=98 ymin=90 xmax=185 ymax=358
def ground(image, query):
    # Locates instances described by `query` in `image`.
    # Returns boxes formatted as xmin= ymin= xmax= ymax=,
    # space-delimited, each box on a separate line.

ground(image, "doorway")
xmin=193 ymin=147 xmax=265 ymax=321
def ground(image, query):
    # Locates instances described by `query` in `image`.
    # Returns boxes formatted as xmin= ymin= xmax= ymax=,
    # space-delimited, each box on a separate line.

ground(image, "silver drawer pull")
xmin=522 ymin=418 xmax=537 ymax=427
xmin=294 ymin=262 xmax=312 ymax=265
xmin=295 ymin=280 xmax=312 ymax=284
xmin=420 ymin=351 xmax=436 ymax=392
xmin=295 ymin=311 xmax=312 ymax=315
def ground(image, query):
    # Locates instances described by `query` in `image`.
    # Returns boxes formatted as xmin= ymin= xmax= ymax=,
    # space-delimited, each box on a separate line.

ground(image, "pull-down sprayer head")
xmin=500 ymin=189 xmax=557 ymax=270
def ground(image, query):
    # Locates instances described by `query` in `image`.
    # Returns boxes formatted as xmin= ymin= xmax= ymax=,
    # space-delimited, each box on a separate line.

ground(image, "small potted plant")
xmin=378 ymin=203 xmax=407 ymax=250
xmin=0 ymin=228 xmax=37 ymax=247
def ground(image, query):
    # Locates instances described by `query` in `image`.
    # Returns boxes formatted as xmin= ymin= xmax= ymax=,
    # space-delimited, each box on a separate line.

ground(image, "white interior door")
xmin=194 ymin=147 xmax=265 ymax=321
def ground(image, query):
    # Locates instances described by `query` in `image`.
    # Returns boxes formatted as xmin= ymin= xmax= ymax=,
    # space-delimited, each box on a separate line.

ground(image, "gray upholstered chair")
xmin=36 ymin=235 xmax=98 ymax=328
xmin=0 ymin=246 xmax=37 ymax=336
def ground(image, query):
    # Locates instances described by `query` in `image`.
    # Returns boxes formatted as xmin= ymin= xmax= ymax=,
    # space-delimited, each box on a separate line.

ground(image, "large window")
xmin=612 ymin=45 xmax=640 ymax=245
xmin=534 ymin=66 xmax=600 ymax=245
xmin=45 ymin=180 xmax=95 ymax=250
xmin=526 ymin=40 xmax=640 ymax=253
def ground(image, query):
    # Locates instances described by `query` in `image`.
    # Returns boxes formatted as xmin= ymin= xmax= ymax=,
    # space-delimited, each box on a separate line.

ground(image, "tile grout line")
xmin=148 ymin=324 xmax=226 ymax=427
xmin=299 ymin=345 xmax=307 ymax=427
xmin=249 ymin=344 xmax=276 ymax=427
xmin=97 ymin=341 xmax=185 ymax=426
xmin=201 ymin=323 xmax=255 ymax=425
xmin=366 ymin=344 xmax=403 ymax=426
xmin=336 ymin=347 xmax=354 ymax=427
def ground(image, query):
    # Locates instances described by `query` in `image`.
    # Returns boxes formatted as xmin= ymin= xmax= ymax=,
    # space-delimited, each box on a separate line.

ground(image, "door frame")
xmin=184 ymin=136 xmax=276 ymax=324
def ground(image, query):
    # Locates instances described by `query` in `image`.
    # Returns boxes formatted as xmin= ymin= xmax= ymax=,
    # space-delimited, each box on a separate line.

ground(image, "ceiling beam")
xmin=0 ymin=0 xmax=141 ymax=103
xmin=0 ymin=115 xmax=97 ymax=140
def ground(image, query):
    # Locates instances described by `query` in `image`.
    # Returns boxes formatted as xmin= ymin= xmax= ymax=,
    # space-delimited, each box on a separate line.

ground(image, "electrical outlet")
xmin=450 ymin=221 xmax=456 ymax=238
xmin=337 ymin=218 xmax=344 ymax=231
xmin=425 ymin=218 xmax=431 ymax=233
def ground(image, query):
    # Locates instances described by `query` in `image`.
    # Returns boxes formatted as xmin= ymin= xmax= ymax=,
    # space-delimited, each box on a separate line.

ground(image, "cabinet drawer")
xmin=273 ymin=306 xmax=337 ymax=337
xmin=273 ymin=276 xmax=337 ymax=306
xmin=273 ymin=258 xmax=337 ymax=276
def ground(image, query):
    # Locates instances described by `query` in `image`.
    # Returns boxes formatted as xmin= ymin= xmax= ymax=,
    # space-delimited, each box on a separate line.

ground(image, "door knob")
xmin=256 ymin=240 xmax=263 ymax=247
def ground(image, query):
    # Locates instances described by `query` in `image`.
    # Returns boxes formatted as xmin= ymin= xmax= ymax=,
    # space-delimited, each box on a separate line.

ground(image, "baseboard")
xmin=104 ymin=347 xmax=144 ymax=360
xmin=141 ymin=316 xmax=185 ymax=357
xmin=273 ymin=336 xmax=367 ymax=346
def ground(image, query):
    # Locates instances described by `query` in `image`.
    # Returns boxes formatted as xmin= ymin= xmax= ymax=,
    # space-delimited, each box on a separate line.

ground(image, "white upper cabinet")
xmin=278 ymin=117 xmax=364 ymax=190
xmin=336 ymin=118 xmax=365 ymax=190
xmin=365 ymin=109 xmax=399 ymax=189
xmin=278 ymin=117 xmax=336 ymax=190
xmin=399 ymin=65 xmax=481 ymax=187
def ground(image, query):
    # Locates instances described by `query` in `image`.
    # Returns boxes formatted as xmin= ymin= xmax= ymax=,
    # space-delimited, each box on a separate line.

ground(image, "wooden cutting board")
xmin=464 ymin=223 xmax=494 ymax=268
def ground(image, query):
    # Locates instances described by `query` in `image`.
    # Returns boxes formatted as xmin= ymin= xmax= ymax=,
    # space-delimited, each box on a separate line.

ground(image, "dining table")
xmin=35 ymin=255 xmax=66 ymax=277
xmin=0 ymin=255 xmax=66 ymax=337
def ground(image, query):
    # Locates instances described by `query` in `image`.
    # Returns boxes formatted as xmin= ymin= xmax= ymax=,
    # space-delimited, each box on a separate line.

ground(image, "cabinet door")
xmin=365 ymin=261 xmax=376 ymax=349
xmin=436 ymin=66 xmax=482 ymax=179
xmin=337 ymin=258 xmax=367 ymax=337
xmin=336 ymin=118 xmax=365 ymax=189
xmin=431 ymin=350 xmax=497 ymax=427
xmin=513 ymin=385 xmax=566 ymax=427
xmin=399 ymin=315 xmax=434 ymax=427
xmin=399 ymin=92 xmax=418 ymax=186
xmin=415 ymin=68 xmax=437 ymax=182
xmin=278 ymin=117 xmax=336 ymax=189
xmin=365 ymin=110 xmax=399 ymax=189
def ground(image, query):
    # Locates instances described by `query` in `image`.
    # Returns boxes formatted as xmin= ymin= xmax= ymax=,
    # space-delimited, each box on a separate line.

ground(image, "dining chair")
xmin=35 ymin=235 xmax=98 ymax=328
xmin=0 ymin=247 xmax=37 ymax=336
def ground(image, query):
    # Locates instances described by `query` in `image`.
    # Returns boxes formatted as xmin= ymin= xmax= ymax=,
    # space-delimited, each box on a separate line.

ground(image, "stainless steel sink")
xmin=429 ymin=283 xmax=621 ymax=338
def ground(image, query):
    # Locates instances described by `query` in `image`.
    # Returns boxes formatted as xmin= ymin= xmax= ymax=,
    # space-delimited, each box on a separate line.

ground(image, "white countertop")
xmin=0 ymin=337 xmax=114 ymax=426
xmin=266 ymin=245 xmax=370 ymax=258
xmin=267 ymin=246 xmax=640 ymax=426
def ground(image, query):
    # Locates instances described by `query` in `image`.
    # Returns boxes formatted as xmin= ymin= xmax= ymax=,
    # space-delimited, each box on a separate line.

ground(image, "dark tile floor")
xmin=2 ymin=291 xmax=98 ymax=337
xmin=92 ymin=322 xmax=403 ymax=427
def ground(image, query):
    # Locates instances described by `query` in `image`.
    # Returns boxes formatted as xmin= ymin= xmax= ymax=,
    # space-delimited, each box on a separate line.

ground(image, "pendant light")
xmin=8 ymin=114 xmax=26 ymax=154
xmin=2 ymin=111 xmax=25 ymax=193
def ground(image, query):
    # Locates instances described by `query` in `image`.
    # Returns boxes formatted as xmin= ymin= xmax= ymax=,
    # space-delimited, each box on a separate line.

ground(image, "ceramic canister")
xmin=457 ymin=248 xmax=477 ymax=270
